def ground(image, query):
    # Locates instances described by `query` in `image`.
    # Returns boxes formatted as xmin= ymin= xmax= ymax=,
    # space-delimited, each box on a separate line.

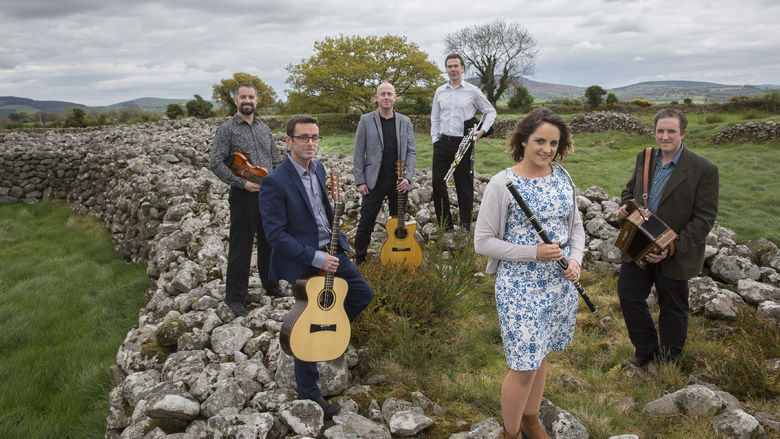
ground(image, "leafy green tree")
xmin=285 ymin=34 xmax=441 ymax=113
xmin=165 ymin=103 xmax=186 ymax=119
xmin=185 ymin=95 xmax=214 ymax=119
xmin=606 ymin=92 xmax=619 ymax=108
xmin=584 ymin=85 xmax=607 ymax=110
xmin=507 ymin=85 xmax=534 ymax=112
xmin=212 ymin=72 xmax=278 ymax=115
xmin=762 ymin=90 xmax=779 ymax=112
xmin=444 ymin=19 xmax=538 ymax=106
xmin=63 ymin=108 xmax=87 ymax=127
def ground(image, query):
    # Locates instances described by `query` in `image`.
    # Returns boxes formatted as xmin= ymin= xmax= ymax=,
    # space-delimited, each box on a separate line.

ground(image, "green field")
xmin=0 ymin=202 xmax=146 ymax=439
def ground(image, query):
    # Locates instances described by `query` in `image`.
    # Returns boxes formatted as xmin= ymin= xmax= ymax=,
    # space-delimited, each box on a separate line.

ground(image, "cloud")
xmin=572 ymin=40 xmax=604 ymax=51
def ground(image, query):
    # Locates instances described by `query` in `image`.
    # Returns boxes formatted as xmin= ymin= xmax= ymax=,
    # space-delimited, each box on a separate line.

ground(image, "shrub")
xmin=703 ymin=114 xmax=725 ymax=124
xmin=165 ymin=103 xmax=186 ymax=120
xmin=628 ymin=99 xmax=652 ymax=107
xmin=684 ymin=97 xmax=693 ymax=105
xmin=744 ymin=110 xmax=760 ymax=120
xmin=507 ymin=86 xmax=533 ymax=113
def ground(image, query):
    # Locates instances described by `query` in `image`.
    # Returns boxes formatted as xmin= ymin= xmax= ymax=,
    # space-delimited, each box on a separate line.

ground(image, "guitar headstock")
xmin=327 ymin=172 xmax=343 ymax=204
xmin=395 ymin=160 xmax=405 ymax=182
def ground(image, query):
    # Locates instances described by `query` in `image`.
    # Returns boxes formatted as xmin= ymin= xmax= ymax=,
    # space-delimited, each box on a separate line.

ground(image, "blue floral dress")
xmin=496 ymin=165 xmax=579 ymax=371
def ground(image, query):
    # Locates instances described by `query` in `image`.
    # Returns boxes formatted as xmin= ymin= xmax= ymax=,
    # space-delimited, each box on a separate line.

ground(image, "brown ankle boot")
xmin=519 ymin=413 xmax=550 ymax=439
xmin=499 ymin=423 xmax=522 ymax=439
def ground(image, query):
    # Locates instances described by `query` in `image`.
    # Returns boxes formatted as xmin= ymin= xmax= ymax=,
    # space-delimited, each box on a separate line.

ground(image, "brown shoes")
xmin=520 ymin=413 xmax=550 ymax=439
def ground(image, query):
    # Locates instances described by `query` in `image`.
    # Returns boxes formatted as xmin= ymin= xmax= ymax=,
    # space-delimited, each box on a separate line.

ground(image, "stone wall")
xmin=714 ymin=120 xmax=780 ymax=143
xmin=1 ymin=118 xmax=778 ymax=438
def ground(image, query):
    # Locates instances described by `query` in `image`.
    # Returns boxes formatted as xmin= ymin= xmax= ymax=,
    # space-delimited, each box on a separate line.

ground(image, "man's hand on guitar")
xmin=322 ymin=254 xmax=340 ymax=273
xmin=396 ymin=178 xmax=409 ymax=193
xmin=244 ymin=181 xmax=260 ymax=192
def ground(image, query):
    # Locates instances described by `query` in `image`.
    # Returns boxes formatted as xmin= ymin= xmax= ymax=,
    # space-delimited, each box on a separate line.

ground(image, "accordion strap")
xmin=642 ymin=147 xmax=653 ymax=209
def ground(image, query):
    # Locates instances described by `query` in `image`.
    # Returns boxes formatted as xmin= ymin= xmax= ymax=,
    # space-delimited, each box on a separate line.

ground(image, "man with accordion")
xmin=617 ymin=108 xmax=719 ymax=368
xmin=430 ymin=53 xmax=496 ymax=233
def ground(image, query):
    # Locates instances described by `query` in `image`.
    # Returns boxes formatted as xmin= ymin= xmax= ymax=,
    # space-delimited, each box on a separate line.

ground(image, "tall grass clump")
xmin=0 ymin=202 xmax=146 ymax=439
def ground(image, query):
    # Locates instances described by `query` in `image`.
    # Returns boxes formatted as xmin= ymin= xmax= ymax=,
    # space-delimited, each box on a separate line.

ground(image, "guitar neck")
xmin=325 ymin=199 xmax=341 ymax=288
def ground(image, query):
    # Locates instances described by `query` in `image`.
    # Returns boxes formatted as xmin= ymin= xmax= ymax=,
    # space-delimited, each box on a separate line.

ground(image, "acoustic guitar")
xmin=379 ymin=160 xmax=423 ymax=269
xmin=280 ymin=172 xmax=351 ymax=362
xmin=229 ymin=152 xmax=268 ymax=184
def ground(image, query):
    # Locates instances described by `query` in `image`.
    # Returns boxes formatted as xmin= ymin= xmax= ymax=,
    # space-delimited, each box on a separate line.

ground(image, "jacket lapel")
xmin=285 ymin=157 xmax=316 ymax=217
xmin=371 ymin=111 xmax=384 ymax=150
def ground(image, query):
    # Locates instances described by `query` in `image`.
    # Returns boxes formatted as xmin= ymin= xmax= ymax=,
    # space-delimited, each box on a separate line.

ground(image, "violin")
xmin=229 ymin=152 xmax=268 ymax=185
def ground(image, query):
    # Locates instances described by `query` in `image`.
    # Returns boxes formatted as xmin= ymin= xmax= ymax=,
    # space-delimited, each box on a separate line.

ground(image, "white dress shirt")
xmin=430 ymin=80 xmax=496 ymax=143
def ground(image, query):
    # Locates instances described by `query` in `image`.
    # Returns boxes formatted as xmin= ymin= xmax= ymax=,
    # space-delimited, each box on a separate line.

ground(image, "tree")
xmin=165 ymin=103 xmax=186 ymax=119
xmin=63 ymin=108 xmax=87 ymax=127
xmin=507 ymin=85 xmax=534 ymax=113
xmin=584 ymin=85 xmax=607 ymax=110
xmin=444 ymin=19 xmax=538 ymax=106
xmin=285 ymin=34 xmax=441 ymax=113
xmin=606 ymin=92 xmax=619 ymax=108
xmin=762 ymin=90 xmax=780 ymax=112
xmin=212 ymin=72 xmax=277 ymax=115
xmin=185 ymin=95 xmax=214 ymax=119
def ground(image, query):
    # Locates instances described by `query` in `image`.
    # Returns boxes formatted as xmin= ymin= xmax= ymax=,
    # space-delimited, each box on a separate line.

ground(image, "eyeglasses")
xmin=290 ymin=135 xmax=322 ymax=143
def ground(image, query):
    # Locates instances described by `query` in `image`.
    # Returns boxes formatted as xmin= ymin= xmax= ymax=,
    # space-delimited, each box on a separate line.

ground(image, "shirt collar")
xmin=289 ymin=155 xmax=315 ymax=177
xmin=656 ymin=143 xmax=685 ymax=166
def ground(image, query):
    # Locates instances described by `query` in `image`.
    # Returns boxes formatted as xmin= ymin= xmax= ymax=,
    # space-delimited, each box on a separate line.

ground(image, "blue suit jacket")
xmin=258 ymin=156 xmax=351 ymax=283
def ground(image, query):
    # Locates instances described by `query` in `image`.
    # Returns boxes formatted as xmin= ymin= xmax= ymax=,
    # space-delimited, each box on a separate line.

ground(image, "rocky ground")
xmin=1 ymin=114 xmax=778 ymax=438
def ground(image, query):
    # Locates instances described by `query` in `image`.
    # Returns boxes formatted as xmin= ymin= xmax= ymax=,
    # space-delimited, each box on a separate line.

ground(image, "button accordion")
xmin=615 ymin=199 xmax=677 ymax=269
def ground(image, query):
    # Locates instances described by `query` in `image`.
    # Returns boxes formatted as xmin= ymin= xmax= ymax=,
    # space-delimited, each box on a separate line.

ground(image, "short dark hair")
xmin=234 ymin=82 xmax=258 ymax=98
xmin=444 ymin=53 xmax=465 ymax=68
xmin=286 ymin=114 xmax=319 ymax=136
xmin=507 ymin=107 xmax=573 ymax=162
xmin=654 ymin=108 xmax=688 ymax=131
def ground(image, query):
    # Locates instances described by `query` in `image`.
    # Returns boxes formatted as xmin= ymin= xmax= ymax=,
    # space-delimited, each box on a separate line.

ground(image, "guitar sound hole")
xmin=395 ymin=228 xmax=408 ymax=240
xmin=318 ymin=289 xmax=335 ymax=310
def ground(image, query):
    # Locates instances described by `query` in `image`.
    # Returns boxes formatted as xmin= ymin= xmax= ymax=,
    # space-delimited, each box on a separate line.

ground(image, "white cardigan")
xmin=473 ymin=165 xmax=585 ymax=274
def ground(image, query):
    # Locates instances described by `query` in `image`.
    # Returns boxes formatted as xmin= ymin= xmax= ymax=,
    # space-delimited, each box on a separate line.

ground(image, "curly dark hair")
xmin=507 ymin=107 xmax=573 ymax=163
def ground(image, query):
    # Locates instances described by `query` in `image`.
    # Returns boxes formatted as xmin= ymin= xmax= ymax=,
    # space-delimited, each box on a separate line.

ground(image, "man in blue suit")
xmin=353 ymin=82 xmax=416 ymax=264
xmin=258 ymin=114 xmax=374 ymax=419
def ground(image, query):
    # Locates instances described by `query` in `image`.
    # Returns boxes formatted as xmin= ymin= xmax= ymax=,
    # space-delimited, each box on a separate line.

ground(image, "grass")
xmin=0 ymin=201 xmax=146 ymax=439
xmin=320 ymin=111 xmax=780 ymax=244
xmin=353 ymin=234 xmax=780 ymax=439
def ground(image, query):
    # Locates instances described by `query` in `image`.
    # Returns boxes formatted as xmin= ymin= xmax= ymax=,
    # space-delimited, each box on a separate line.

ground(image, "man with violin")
xmin=209 ymin=82 xmax=289 ymax=318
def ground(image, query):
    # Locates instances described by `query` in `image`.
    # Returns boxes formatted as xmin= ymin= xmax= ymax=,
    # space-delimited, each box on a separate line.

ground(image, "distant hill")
xmin=507 ymin=79 xmax=778 ymax=104
xmin=0 ymin=96 xmax=190 ymax=115
xmin=0 ymin=96 xmax=88 ymax=115
xmin=609 ymin=80 xmax=778 ymax=103
xmin=106 ymin=97 xmax=190 ymax=113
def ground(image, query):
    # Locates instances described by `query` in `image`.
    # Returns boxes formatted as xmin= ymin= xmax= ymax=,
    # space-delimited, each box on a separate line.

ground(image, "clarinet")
xmin=443 ymin=115 xmax=485 ymax=186
xmin=505 ymin=182 xmax=597 ymax=313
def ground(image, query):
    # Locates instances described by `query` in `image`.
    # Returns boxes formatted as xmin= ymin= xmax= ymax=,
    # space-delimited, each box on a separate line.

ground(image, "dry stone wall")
xmin=1 ymin=118 xmax=778 ymax=438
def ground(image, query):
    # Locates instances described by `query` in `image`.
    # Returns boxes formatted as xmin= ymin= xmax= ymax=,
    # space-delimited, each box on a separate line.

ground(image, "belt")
xmin=439 ymin=134 xmax=463 ymax=142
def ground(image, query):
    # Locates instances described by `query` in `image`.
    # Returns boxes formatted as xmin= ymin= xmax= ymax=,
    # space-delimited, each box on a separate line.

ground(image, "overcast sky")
xmin=1 ymin=0 xmax=778 ymax=106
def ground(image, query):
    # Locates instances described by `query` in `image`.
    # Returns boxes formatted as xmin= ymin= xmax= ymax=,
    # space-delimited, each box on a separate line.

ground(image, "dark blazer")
xmin=258 ymin=156 xmax=351 ymax=284
xmin=621 ymin=146 xmax=719 ymax=280
xmin=352 ymin=109 xmax=416 ymax=190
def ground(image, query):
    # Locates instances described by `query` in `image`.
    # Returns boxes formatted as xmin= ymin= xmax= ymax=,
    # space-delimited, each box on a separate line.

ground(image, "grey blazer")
xmin=352 ymin=109 xmax=416 ymax=190
xmin=621 ymin=146 xmax=719 ymax=280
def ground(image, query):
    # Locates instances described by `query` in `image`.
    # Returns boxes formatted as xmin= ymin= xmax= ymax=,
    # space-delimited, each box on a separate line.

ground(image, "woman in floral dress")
xmin=474 ymin=108 xmax=585 ymax=439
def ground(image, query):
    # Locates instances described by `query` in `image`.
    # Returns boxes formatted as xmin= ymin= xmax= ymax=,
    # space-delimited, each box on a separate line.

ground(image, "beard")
xmin=238 ymin=103 xmax=255 ymax=115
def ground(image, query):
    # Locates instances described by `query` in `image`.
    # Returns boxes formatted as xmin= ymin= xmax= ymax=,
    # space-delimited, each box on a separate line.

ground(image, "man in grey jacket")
xmin=352 ymin=82 xmax=416 ymax=264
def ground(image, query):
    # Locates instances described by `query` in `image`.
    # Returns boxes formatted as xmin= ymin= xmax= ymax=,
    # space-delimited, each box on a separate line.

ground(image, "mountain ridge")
xmin=3 ymin=79 xmax=779 ymax=114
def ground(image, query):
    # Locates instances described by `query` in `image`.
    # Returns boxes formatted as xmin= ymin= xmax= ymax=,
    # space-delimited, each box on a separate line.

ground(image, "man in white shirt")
xmin=430 ymin=53 xmax=496 ymax=231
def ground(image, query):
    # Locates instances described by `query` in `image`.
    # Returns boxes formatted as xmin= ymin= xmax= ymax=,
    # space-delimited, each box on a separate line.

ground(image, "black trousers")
xmin=618 ymin=261 xmax=690 ymax=363
xmin=354 ymin=177 xmax=401 ymax=262
xmin=294 ymin=251 xmax=374 ymax=399
xmin=432 ymin=137 xmax=473 ymax=230
xmin=226 ymin=187 xmax=272 ymax=304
